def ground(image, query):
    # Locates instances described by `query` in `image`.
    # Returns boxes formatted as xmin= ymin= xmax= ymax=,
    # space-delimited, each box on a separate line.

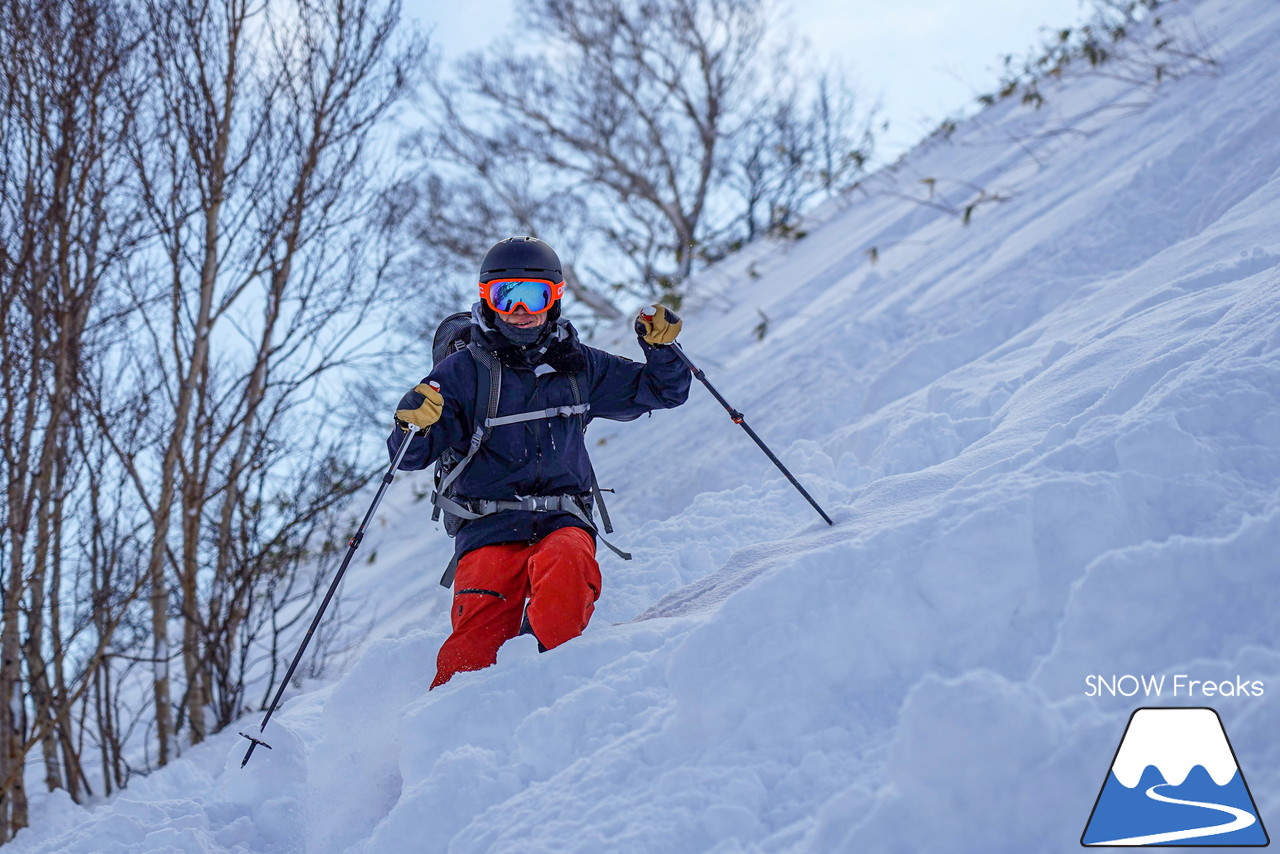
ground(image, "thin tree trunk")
xmin=141 ymin=0 xmax=241 ymax=762
xmin=0 ymin=588 xmax=27 ymax=840
xmin=181 ymin=363 xmax=211 ymax=746
xmin=50 ymin=449 xmax=81 ymax=803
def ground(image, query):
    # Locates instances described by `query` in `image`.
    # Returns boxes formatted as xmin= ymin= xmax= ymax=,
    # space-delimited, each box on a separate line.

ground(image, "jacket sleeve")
xmin=385 ymin=355 xmax=474 ymax=470
xmin=584 ymin=338 xmax=692 ymax=421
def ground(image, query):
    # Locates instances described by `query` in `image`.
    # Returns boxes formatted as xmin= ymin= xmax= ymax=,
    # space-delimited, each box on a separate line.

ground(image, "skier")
xmin=388 ymin=237 xmax=691 ymax=688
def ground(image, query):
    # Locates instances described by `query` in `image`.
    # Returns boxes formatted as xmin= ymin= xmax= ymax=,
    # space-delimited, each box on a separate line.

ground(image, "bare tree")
xmin=387 ymin=107 xmax=598 ymax=329
xmin=114 ymin=0 xmax=425 ymax=761
xmin=404 ymin=0 xmax=872 ymax=319
xmin=3 ymin=0 xmax=426 ymax=836
xmin=404 ymin=0 xmax=737 ymax=311
xmin=0 ymin=0 xmax=146 ymax=836
xmin=209 ymin=447 xmax=368 ymax=728
xmin=733 ymin=68 xmax=876 ymax=244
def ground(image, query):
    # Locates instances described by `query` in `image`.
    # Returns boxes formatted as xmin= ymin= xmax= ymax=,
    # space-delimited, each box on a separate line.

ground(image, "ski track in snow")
xmin=1088 ymin=783 xmax=1257 ymax=846
xmin=11 ymin=0 xmax=1280 ymax=851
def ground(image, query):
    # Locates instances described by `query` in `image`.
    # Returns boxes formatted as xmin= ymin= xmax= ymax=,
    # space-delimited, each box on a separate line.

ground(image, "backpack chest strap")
xmin=485 ymin=402 xmax=590 ymax=428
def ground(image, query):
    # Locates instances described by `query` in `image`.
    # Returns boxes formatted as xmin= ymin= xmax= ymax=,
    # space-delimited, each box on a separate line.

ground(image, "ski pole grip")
xmin=636 ymin=305 xmax=681 ymax=337
xmin=645 ymin=303 xmax=686 ymax=323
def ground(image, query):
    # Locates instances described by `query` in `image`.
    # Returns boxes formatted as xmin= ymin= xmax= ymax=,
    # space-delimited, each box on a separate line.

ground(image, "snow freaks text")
xmin=1085 ymin=675 xmax=1265 ymax=699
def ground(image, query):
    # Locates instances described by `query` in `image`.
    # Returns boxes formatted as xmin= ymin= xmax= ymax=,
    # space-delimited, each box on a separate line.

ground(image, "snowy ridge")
xmin=1111 ymin=708 xmax=1238 ymax=787
xmin=10 ymin=0 xmax=1280 ymax=851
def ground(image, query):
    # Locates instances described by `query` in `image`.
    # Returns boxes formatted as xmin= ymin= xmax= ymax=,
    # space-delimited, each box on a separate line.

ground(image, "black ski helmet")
xmin=477 ymin=236 xmax=566 ymax=325
xmin=478 ymin=236 xmax=563 ymax=284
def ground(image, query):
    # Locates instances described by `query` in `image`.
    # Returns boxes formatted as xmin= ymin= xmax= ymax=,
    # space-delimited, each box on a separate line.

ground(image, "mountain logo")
xmin=1082 ymin=707 xmax=1269 ymax=847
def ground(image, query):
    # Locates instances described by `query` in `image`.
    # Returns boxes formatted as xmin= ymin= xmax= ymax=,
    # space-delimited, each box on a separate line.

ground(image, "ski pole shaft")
xmin=639 ymin=308 xmax=833 ymax=526
xmin=241 ymin=421 xmax=423 ymax=768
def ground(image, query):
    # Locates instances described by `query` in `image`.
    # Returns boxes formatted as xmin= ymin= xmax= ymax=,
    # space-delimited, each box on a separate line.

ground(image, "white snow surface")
xmin=1110 ymin=708 xmax=1239 ymax=788
xmin=13 ymin=0 xmax=1280 ymax=851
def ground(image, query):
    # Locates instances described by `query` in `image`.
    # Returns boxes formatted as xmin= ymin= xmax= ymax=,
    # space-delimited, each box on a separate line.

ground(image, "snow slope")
xmin=12 ymin=0 xmax=1280 ymax=851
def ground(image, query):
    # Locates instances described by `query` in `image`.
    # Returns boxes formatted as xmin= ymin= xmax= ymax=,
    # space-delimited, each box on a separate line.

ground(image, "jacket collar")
xmin=469 ymin=301 xmax=587 ymax=374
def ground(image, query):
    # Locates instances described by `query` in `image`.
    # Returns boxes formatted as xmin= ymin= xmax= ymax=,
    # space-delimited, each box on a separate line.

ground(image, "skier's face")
xmin=504 ymin=304 xmax=548 ymax=329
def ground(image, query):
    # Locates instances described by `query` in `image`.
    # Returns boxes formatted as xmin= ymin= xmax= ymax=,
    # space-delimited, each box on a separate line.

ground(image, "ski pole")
xmin=240 ymin=417 xmax=426 ymax=768
xmin=639 ymin=308 xmax=834 ymax=526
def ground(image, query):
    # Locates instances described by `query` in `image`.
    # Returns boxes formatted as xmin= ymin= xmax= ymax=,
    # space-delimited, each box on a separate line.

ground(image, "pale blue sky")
xmin=408 ymin=0 xmax=1087 ymax=159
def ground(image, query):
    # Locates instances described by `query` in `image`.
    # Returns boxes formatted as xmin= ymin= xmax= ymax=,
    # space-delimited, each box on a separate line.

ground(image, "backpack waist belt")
xmin=433 ymin=491 xmax=631 ymax=560
xmin=439 ymin=492 xmax=585 ymax=517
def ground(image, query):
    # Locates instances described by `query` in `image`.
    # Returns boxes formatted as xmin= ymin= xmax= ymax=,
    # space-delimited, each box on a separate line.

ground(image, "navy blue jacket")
xmin=387 ymin=309 xmax=691 ymax=559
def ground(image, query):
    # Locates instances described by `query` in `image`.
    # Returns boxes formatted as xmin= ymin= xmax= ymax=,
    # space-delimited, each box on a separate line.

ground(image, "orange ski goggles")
xmin=479 ymin=278 xmax=565 ymax=315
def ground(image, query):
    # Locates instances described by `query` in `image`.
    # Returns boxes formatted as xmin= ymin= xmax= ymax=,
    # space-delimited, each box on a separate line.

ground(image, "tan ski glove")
xmin=637 ymin=304 xmax=682 ymax=346
xmin=394 ymin=382 xmax=443 ymax=432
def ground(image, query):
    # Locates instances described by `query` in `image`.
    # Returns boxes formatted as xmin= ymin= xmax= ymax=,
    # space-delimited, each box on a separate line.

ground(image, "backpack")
xmin=428 ymin=312 xmax=629 ymax=587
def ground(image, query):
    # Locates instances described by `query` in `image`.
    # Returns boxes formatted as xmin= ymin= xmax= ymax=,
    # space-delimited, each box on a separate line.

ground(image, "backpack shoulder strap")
xmin=436 ymin=345 xmax=503 ymax=589
xmin=468 ymin=342 xmax=502 ymax=431
xmin=434 ymin=344 xmax=501 ymax=500
xmin=566 ymin=370 xmax=617 ymax=536
xmin=565 ymin=372 xmax=585 ymax=430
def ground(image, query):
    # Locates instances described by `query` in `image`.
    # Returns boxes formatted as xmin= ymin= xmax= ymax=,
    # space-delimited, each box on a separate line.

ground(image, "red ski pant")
xmin=431 ymin=526 xmax=601 ymax=689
